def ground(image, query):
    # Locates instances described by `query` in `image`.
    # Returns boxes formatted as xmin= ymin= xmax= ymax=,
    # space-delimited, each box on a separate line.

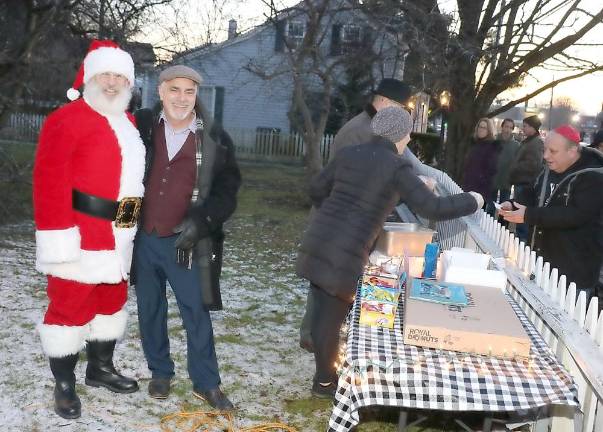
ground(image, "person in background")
xmin=493 ymin=118 xmax=520 ymax=204
xmin=297 ymin=107 xmax=483 ymax=399
xmin=329 ymin=78 xmax=413 ymax=159
xmin=508 ymin=115 xmax=545 ymax=241
xmin=501 ymin=125 xmax=603 ymax=301
xmin=590 ymin=129 xmax=603 ymax=152
xmin=462 ymin=117 xmax=500 ymax=214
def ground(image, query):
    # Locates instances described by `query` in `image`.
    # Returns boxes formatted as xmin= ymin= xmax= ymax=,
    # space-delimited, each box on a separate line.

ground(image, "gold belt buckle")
xmin=115 ymin=197 xmax=142 ymax=228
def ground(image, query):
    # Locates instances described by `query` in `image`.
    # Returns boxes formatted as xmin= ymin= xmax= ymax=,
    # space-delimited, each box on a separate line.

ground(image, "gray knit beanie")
xmin=371 ymin=106 xmax=412 ymax=143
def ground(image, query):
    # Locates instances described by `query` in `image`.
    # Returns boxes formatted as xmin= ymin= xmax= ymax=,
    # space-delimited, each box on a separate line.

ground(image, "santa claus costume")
xmin=33 ymin=40 xmax=145 ymax=419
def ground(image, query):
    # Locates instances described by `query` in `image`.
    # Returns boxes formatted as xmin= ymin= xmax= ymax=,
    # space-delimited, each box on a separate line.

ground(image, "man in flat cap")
xmin=131 ymin=64 xmax=241 ymax=409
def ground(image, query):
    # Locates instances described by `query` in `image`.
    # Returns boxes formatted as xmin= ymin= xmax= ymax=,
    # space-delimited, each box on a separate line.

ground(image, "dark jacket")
xmin=509 ymin=134 xmax=544 ymax=186
xmin=330 ymin=104 xmax=376 ymax=160
xmin=517 ymin=147 xmax=603 ymax=292
xmin=493 ymin=135 xmax=520 ymax=191
xmin=296 ymin=137 xmax=478 ymax=302
xmin=132 ymin=101 xmax=241 ymax=310
xmin=462 ymin=138 xmax=500 ymax=198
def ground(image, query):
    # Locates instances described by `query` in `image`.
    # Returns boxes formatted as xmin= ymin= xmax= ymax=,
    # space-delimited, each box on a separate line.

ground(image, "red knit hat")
xmin=553 ymin=124 xmax=581 ymax=144
xmin=67 ymin=39 xmax=135 ymax=101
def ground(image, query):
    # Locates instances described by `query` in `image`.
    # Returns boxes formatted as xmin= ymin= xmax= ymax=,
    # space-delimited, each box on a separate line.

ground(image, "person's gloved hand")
xmin=468 ymin=191 xmax=484 ymax=210
xmin=173 ymin=218 xmax=199 ymax=250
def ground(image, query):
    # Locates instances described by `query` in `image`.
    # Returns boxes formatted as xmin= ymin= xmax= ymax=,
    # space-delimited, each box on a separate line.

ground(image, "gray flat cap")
xmin=371 ymin=106 xmax=412 ymax=143
xmin=159 ymin=65 xmax=203 ymax=85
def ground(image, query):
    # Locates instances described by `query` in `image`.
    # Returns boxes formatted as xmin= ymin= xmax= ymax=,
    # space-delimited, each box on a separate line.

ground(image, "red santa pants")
xmin=44 ymin=276 xmax=127 ymax=326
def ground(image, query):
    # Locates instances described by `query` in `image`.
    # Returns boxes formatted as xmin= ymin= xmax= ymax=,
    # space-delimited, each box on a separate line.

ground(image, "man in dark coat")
xmin=297 ymin=107 xmax=481 ymax=398
xmin=132 ymin=65 xmax=241 ymax=409
xmin=502 ymin=125 xmax=603 ymax=299
xmin=508 ymin=115 xmax=544 ymax=241
xmin=330 ymin=78 xmax=412 ymax=159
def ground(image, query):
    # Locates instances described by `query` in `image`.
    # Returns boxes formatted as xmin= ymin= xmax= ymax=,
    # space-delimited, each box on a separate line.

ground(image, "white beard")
xmin=83 ymin=81 xmax=132 ymax=116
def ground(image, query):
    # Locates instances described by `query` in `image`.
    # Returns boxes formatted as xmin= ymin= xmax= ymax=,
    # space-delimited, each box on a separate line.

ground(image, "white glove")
xmin=469 ymin=191 xmax=484 ymax=210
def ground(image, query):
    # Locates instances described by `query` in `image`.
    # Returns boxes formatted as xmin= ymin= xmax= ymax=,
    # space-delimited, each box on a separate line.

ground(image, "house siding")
xmin=140 ymin=6 xmax=406 ymax=133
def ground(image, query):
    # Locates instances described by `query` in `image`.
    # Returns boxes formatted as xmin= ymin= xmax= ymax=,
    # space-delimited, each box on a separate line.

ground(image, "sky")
xmin=140 ymin=0 xmax=603 ymax=116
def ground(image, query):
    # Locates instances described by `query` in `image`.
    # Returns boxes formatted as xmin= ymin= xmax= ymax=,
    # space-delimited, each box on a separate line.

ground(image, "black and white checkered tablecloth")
xmin=328 ymin=286 xmax=580 ymax=432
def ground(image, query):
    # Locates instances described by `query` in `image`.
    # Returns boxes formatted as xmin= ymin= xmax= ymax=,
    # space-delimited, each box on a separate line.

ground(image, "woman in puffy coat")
xmin=296 ymin=107 xmax=484 ymax=398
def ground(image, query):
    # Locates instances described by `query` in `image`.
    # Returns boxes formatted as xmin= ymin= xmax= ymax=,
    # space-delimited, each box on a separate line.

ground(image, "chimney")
xmin=228 ymin=19 xmax=237 ymax=40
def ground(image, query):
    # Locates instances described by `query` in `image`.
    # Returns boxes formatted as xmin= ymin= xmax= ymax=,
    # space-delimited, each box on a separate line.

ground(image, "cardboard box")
xmin=403 ymin=280 xmax=531 ymax=359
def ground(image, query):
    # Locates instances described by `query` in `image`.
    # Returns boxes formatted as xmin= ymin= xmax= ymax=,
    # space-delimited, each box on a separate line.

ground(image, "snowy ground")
xmin=0 ymin=161 xmax=458 ymax=432
xmin=0 ymin=216 xmax=333 ymax=431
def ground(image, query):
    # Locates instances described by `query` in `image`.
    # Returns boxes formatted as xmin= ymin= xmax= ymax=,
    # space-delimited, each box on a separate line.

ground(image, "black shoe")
xmin=49 ymin=354 xmax=81 ymax=419
xmin=85 ymin=340 xmax=139 ymax=393
xmin=311 ymin=381 xmax=336 ymax=399
xmin=148 ymin=378 xmax=171 ymax=399
xmin=192 ymin=387 xmax=235 ymax=411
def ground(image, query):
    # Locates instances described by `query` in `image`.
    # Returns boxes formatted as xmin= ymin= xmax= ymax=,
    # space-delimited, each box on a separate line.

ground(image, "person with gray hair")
xmin=131 ymin=64 xmax=241 ymax=410
xmin=296 ymin=106 xmax=483 ymax=398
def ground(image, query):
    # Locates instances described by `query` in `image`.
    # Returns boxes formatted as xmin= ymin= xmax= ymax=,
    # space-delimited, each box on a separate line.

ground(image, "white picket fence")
xmin=0 ymin=112 xmax=46 ymax=142
xmin=413 ymin=161 xmax=603 ymax=431
xmin=228 ymin=127 xmax=335 ymax=164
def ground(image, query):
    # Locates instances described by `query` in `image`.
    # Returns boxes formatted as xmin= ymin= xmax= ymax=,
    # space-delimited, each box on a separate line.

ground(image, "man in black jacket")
xmin=132 ymin=65 xmax=241 ymax=409
xmin=502 ymin=125 xmax=603 ymax=299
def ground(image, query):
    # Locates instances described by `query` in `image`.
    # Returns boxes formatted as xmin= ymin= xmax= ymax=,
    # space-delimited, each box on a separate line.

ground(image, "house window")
xmin=287 ymin=20 xmax=305 ymax=49
xmin=342 ymin=24 xmax=361 ymax=44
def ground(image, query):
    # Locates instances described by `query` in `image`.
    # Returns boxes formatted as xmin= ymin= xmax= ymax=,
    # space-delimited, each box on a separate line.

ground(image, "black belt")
xmin=72 ymin=189 xmax=142 ymax=228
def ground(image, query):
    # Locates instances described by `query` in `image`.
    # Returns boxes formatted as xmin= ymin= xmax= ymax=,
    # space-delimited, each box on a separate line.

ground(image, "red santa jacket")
xmin=33 ymin=98 xmax=145 ymax=284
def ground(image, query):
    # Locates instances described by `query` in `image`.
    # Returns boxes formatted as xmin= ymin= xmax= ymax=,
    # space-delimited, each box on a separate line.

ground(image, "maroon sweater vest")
xmin=143 ymin=122 xmax=197 ymax=236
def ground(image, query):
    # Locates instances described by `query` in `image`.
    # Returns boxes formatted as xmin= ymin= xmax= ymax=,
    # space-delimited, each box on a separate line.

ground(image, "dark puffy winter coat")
xmin=296 ymin=137 xmax=478 ymax=302
xmin=462 ymin=138 xmax=500 ymax=199
xmin=517 ymin=147 xmax=603 ymax=292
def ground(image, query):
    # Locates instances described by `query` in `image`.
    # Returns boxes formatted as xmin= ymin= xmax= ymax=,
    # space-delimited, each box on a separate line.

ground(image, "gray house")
xmin=140 ymin=0 xmax=407 ymax=135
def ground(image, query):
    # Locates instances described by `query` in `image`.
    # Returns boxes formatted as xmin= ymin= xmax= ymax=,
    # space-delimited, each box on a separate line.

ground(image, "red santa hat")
xmin=67 ymin=39 xmax=135 ymax=101
xmin=553 ymin=124 xmax=581 ymax=145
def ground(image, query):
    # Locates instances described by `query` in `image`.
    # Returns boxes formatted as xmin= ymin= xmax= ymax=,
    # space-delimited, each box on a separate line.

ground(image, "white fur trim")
xmin=105 ymin=113 xmax=146 ymax=279
xmin=88 ymin=309 xmax=128 ymax=342
xmin=36 ymin=249 xmax=124 ymax=284
xmin=35 ymin=227 xmax=81 ymax=264
xmin=38 ymin=322 xmax=88 ymax=357
xmin=66 ymin=88 xmax=80 ymax=101
xmin=84 ymin=47 xmax=135 ymax=85
xmin=35 ymin=114 xmax=145 ymax=284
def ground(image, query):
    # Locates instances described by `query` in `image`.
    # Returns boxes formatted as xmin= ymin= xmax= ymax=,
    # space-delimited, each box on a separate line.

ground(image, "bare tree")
xmin=245 ymin=0 xmax=406 ymax=179
xmin=147 ymin=0 xmax=251 ymax=62
xmin=0 ymin=0 xmax=174 ymax=126
xmin=365 ymin=0 xmax=603 ymax=180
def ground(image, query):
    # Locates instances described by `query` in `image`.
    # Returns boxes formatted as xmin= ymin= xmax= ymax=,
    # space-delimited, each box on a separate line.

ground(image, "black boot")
xmin=85 ymin=340 xmax=139 ymax=393
xmin=49 ymin=354 xmax=81 ymax=419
